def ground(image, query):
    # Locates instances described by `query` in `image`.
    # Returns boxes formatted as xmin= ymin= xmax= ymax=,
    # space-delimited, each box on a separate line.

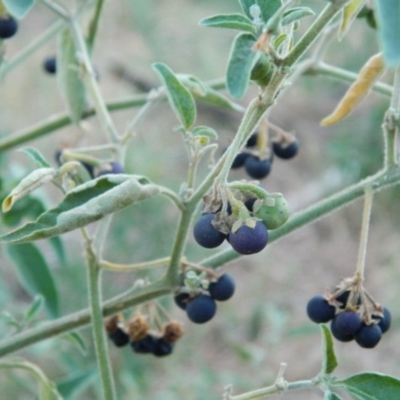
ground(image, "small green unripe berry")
xmin=250 ymin=54 xmax=273 ymax=87
xmin=254 ymin=194 xmax=290 ymax=230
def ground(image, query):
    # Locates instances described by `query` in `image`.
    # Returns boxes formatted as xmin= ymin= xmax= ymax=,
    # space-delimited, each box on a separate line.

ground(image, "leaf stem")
xmin=354 ymin=186 xmax=373 ymax=281
xmin=100 ymin=256 xmax=171 ymax=272
xmin=84 ymin=236 xmax=117 ymax=400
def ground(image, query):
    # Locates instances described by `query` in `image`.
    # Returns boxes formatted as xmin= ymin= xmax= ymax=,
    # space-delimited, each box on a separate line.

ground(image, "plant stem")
xmin=84 ymin=236 xmax=117 ymax=400
xmin=0 ymin=20 xmax=65 ymax=81
xmin=354 ymin=186 xmax=373 ymax=281
xmin=69 ymin=18 xmax=120 ymax=144
xmin=87 ymin=0 xmax=104 ymax=53
xmin=100 ymin=256 xmax=171 ymax=272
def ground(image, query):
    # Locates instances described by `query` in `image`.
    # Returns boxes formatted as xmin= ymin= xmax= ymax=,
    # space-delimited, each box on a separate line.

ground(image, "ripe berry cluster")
xmin=306 ymin=289 xmax=391 ymax=348
xmin=193 ymin=191 xmax=289 ymax=255
xmin=175 ymin=273 xmax=236 ymax=324
xmin=105 ymin=314 xmax=183 ymax=357
xmin=230 ymin=131 xmax=299 ymax=180
xmin=0 ymin=15 xmax=18 ymax=39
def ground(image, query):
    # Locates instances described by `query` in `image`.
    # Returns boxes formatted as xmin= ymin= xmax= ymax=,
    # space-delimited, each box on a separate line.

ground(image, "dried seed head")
xmin=105 ymin=314 xmax=122 ymax=334
xmin=127 ymin=314 xmax=151 ymax=341
xmin=163 ymin=321 xmax=184 ymax=344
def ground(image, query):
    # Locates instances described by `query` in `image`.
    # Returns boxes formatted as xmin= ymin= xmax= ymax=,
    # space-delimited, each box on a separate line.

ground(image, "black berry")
xmin=174 ymin=292 xmax=190 ymax=310
xmin=152 ymin=338 xmax=174 ymax=357
xmin=208 ymin=273 xmax=236 ymax=301
xmin=108 ymin=327 xmax=130 ymax=347
xmin=335 ymin=290 xmax=361 ymax=309
xmin=228 ymin=221 xmax=268 ymax=255
xmin=43 ymin=56 xmax=57 ymax=74
xmin=355 ymin=323 xmax=382 ymax=348
xmin=244 ymin=197 xmax=257 ymax=212
xmin=306 ymin=295 xmax=336 ymax=323
xmin=332 ymin=311 xmax=362 ymax=336
xmin=272 ymin=140 xmax=299 ymax=159
xmin=186 ymin=294 xmax=217 ymax=324
xmin=373 ymin=307 xmax=391 ymax=334
xmin=231 ymin=152 xmax=249 ymax=169
xmin=193 ymin=213 xmax=227 ymax=249
xmin=330 ymin=317 xmax=354 ymax=342
xmin=131 ymin=334 xmax=157 ymax=354
xmin=246 ymin=132 xmax=258 ymax=148
xmin=0 ymin=16 xmax=18 ymax=39
xmin=244 ymin=155 xmax=272 ymax=179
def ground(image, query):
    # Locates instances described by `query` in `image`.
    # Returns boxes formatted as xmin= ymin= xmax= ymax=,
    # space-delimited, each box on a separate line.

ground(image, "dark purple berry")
xmin=0 ymin=16 xmax=18 ymax=39
xmin=43 ymin=56 xmax=57 ymax=74
xmin=228 ymin=221 xmax=268 ymax=255
xmin=246 ymin=132 xmax=258 ymax=147
xmin=208 ymin=273 xmax=235 ymax=301
xmin=373 ymin=307 xmax=391 ymax=334
xmin=174 ymin=292 xmax=190 ymax=310
xmin=231 ymin=152 xmax=249 ymax=169
xmin=131 ymin=334 xmax=157 ymax=354
xmin=333 ymin=311 xmax=362 ymax=336
xmin=272 ymin=140 xmax=299 ymax=159
xmin=193 ymin=213 xmax=227 ymax=249
xmin=152 ymin=338 xmax=174 ymax=357
xmin=109 ymin=327 xmax=130 ymax=347
xmin=355 ymin=323 xmax=382 ymax=348
xmin=97 ymin=161 xmax=124 ymax=176
xmin=330 ymin=317 xmax=354 ymax=342
xmin=186 ymin=294 xmax=217 ymax=324
xmin=306 ymin=295 xmax=336 ymax=323
xmin=244 ymin=156 xmax=272 ymax=179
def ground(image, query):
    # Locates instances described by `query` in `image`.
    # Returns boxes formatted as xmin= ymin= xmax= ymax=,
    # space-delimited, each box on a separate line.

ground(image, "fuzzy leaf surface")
xmin=320 ymin=324 xmax=338 ymax=374
xmin=0 ymin=175 xmax=160 ymax=244
xmin=238 ymin=0 xmax=256 ymax=19
xmin=152 ymin=62 xmax=196 ymax=129
xmin=200 ymin=13 xmax=254 ymax=33
xmin=256 ymin=0 xmax=281 ymax=23
xmin=57 ymin=28 xmax=87 ymax=124
xmin=281 ymin=7 xmax=315 ymax=27
xmin=3 ymin=0 xmax=35 ymax=19
xmin=334 ymin=373 xmax=400 ymax=400
xmin=6 ymin=243 xmax=59 ymax=317
xmin=226 ymin=33 xmax=259 ymax=98
xmin=324 ymin=392 xmax=344 ymax=400
xmin=375 ymin=0 xmax=400 ymax=66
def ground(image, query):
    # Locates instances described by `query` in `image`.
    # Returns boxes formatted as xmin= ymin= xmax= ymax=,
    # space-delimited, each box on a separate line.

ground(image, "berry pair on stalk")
xmin=193 ymin=189 xmax=290 ymax=255
xmin=307 ymin=284 xmax=391 ymax=349
xmin=175 ymin=272 xmax=236 ymax=324
xmin=105 ymin=313 xmax=184 ymax=357
xmin=230 ymin=129 xmax=299 ymax=180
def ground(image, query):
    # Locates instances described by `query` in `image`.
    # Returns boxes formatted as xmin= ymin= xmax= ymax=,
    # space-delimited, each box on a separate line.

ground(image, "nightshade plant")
xmin=0 ymin=0 xmax=400 ymax=399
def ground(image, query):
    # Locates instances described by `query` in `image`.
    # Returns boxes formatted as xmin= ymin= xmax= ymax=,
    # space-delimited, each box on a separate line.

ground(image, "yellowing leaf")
xmin=339 ymin=0 xmax=366 ymax=41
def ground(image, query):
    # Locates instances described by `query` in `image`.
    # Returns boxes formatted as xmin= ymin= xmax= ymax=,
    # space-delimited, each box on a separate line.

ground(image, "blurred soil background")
xmin=0 ymin=0 xmax=399 ymax=399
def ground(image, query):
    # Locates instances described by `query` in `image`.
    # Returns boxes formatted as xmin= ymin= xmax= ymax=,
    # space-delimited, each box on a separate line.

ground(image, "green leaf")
xmin=320 ymin=324 xmax=338 ymax=374
xmin=226 ymin=33 xmax=260 ymax=98
xmin=324 ymin=392 xmax=344 ymax=400
xmin=192 ymin=126 xmax=218 ymax=140
xmin=274 ymin=33 xmax=288 ymax=51
xmin=3 ymin=0 xmax=35 ymax=19
xmin=256 ymin=0 xmax=281 ymax=23
xmin=334 ymin=373 xmax=400 ymax=400
xmin=190 ymin=86 xmax=245 ymax=112
xmin=238 ymin=0 xmax=256 ymax=20
xmin=375 ymin=0 xmax=400 ymax=66
xmin=20 ymin=148 xmax=51 ymax=168
xmin=2 ymin=168 xmax=55 ymax=213
xmin=339 ymin=0 xmax=366 ymax=41
xmin=23 ymin=295 xmax=44 ymax=323
xmin=57 ymin=28 xmax=87 ymax=124
xmin=7 ymin=243 xmax=59 ymax=318
xmin=200 ymin=13 xmax=255 ymax=33
xmin=57 ymin=370 xmax=95 ymax=399
xmin=0 ymin=175 xmax=160 ymax=244
xmin=281 ymin=7 xmax=315 ymax=27
xmin=152 ymin=62 xmax=196 ymax=130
